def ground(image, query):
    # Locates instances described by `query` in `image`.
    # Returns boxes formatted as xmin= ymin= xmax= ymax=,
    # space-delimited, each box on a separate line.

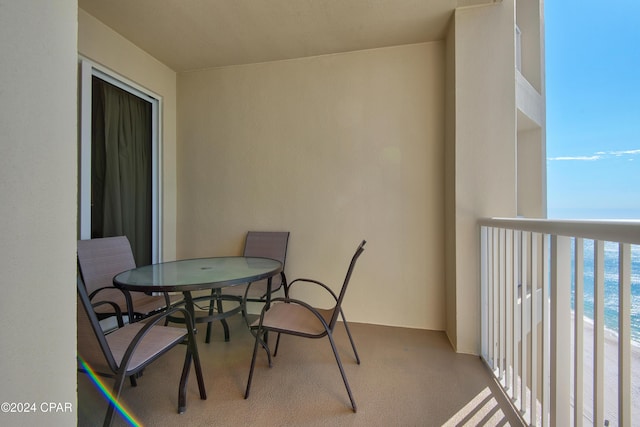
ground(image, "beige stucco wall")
xmin=0 ymin=1 xmax=77 ymax=424
xmin=518 ymin=127 xmax=545 ymax=217
xmin=177 ymin=43 xmax=446 ymax=330
xmin=451 ymin=2 xmax=518 ymax=353
xmin=78 ymin=9 xmax=179 ymax=260
xmin=444 ymin=16 xmax=458 ymax=350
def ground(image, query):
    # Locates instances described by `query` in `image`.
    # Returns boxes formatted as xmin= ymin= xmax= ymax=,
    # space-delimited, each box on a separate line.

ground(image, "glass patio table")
xmin=113 ymin=256 xmax=283 ymax=339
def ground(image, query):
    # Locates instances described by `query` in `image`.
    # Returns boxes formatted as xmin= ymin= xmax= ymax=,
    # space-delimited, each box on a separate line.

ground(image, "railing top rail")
xmin=479 ymin=217 xmax=640 ymax=245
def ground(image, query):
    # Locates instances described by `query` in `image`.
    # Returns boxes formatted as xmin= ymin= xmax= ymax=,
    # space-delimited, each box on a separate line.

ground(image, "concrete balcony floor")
xmin=78 ymin=314 xmax=525 ymax=426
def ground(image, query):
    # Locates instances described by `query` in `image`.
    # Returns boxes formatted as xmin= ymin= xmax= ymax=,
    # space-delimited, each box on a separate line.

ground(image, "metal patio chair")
xmin=77 ymin=277 xmax=206 ymax=427
xmin=215 ymin=231 xmax=290 ymax=335
xmin=244 ymin=240 xmax=365 ymax=412
xmin=77 ymin=236 xmax=180 ymax=322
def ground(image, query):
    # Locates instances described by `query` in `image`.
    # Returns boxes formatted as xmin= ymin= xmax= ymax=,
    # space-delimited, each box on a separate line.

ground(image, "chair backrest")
xmin=76 ymin=277 xmax=119 ymax=375
xmin=243 ymin=231 xmax=289 ymax=288
xmin=329 ymin=240 xmax=366 ymax=330
xmin=77 ymin=236 xmax=136 ymax=296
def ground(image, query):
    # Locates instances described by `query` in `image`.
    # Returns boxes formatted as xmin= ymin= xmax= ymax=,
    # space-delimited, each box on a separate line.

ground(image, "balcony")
xmin=480 ymin=218 xmax=640 ymax=426
xmin=78 ymin=315 xmax=526 ymax=426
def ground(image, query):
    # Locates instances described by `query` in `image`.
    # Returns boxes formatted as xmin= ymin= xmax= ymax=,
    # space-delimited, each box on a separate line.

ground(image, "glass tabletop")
xmin=113 ymin=256 xmax=283 ymax=292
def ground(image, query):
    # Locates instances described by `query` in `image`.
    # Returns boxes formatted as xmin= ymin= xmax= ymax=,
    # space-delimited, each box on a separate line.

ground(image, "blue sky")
xmin=545 ymin=1 xmax=640 ymax=219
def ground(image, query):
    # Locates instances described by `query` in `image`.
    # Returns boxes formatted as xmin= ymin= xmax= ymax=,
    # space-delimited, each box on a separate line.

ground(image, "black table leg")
xmin=183 ymin=291 xmax=196 ymax=331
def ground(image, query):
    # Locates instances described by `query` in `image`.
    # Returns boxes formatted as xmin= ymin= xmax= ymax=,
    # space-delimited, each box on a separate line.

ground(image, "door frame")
xmin=78 ymin=58 xmax=162 ymax=262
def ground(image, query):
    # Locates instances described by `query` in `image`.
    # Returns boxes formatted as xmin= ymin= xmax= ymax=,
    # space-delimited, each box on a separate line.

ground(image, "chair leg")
xmin=340 ymin=309 xmax=360 ymax=364
xmin=128 ymin=368 xmax=145 ymax=387
xmin=327 ymin=332 xmax=357 ymax=413
xmin=260 ymin=338 xmax=272 ymax=367
xmin=104 ymin=372 xmax=127 ymax=427
xmin=246 ymin=322 xmax=272 ymax=365
xmin=273 ymin=332 xmax=282 ymax=357
xmin=244 ymin=328 xmax=262 ymax=399
xmin=178 ymin=350 xmax=191 ymax=413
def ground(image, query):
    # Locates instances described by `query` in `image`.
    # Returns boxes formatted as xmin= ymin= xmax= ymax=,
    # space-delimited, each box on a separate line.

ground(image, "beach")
xmin=572 ymin=314 xmax=640 ymax=426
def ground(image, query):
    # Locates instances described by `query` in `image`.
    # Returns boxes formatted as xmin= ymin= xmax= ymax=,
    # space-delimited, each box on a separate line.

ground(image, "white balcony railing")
xmin=479 ymin=218 xmax=640 ymax=427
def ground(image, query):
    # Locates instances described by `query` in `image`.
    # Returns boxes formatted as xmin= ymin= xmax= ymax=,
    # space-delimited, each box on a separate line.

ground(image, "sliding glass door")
xmin=79 ymin=59 xmax=161 ymax=264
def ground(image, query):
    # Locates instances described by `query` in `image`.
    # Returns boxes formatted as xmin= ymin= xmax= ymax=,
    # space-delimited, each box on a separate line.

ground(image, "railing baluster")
xmin=541 ymin=233 xmax=550 ymax=427
xmin=521 ymin=231 xmax=529 ymax=418
xmin=513 ymin=230 xmax=521 ymax=403
xmin=506 ymin=229 xmax=513 ymax=393
xmin=499 ymin=228 xmax=506 ymax=381
xmin=531 ymin=232 xmax=539 ymax=425
xmin=550 ymin=235 xmax=571 ymax=426
xmin=618 ymin=243 xmax=631 ymax=427
xmin=492 ymin=227 xmax=499 ymax=371
xmin=574 ymin=238 xmax=584 ymax=427
xmin=481 ymin=226 xmax=489 ymax=361
xmin=488 ymin=227 xmax=495 ymax=368
xmin=593 ymin=240 xmax=605 ymax=427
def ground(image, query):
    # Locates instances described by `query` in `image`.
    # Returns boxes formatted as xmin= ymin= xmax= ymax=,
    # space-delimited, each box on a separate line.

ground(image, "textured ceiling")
xmin=78 ymin=0 xmax=491 ymax=72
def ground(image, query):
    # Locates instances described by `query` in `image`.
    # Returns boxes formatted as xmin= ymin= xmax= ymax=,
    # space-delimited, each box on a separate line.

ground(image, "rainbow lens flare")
xmin=78 ymin=357 xmax=142 ymax=427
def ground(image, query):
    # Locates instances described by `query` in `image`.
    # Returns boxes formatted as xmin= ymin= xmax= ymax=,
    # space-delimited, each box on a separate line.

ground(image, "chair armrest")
xmin=288 ymin=278 xmax=339 ymax=303
xmin=91 ymin=300 xmax=125 ymax=328
xmin=89 ymin=286 xmax=135 ymax=322
xmin=89 ymin=286 xmax=129 ymax=300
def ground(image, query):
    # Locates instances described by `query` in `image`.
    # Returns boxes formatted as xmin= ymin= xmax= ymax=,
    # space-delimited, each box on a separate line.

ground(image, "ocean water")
xmin=570 ymin=240 xmax=640 ymax=343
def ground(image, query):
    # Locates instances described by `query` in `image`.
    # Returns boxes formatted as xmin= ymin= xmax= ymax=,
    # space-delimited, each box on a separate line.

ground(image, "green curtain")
xmin=91 ymin=77 xmax=152 ymax=266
